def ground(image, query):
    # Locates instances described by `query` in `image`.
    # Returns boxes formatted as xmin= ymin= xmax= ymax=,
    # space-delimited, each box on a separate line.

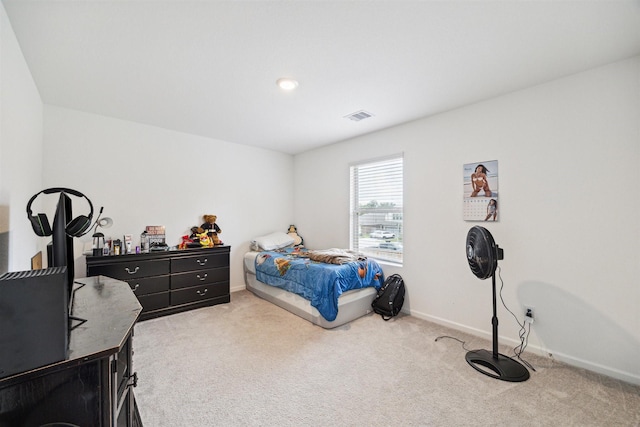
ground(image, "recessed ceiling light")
xmin=276 ymin=78 xmax=299 ymax=91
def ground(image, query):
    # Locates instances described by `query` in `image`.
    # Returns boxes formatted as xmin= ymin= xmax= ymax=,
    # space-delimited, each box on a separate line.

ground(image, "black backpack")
xmin=371 ymin=274 xmax=405 ymax=320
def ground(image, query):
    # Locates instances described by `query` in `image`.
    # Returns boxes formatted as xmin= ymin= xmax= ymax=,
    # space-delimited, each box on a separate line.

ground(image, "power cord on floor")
xmin=434 ymin=335 xmax=472 ymax=352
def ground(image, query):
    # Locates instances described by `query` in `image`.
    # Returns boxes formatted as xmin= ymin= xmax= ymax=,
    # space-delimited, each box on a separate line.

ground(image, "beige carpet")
xmin=133 ymin=290 xmax=640 ymax=426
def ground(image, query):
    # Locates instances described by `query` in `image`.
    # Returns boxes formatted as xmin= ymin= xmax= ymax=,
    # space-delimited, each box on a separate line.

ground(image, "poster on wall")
xmin=463 ymin=160 xmax=499 ymax=221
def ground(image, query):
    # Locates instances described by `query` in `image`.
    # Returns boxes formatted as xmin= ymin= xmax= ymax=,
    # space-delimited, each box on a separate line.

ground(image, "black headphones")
xmin=26 ymin=188 xmax=94 ymax=237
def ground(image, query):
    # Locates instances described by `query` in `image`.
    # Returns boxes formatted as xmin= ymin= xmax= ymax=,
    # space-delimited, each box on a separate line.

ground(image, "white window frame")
xmin=350 ymin=154 xmax=403 ymax=265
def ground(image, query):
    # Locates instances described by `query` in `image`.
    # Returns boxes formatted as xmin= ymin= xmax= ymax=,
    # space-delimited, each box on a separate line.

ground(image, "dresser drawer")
xmin=88 ymin=259 xmax=170 ymax=280
xmin=170 ymin=282 xmax=229 ymax=306
xmin=138 ymin=291 xmax=170 ymax=312
xmin=126 ymin=275 xmax=170 ymax=296
xmin=170 ymin=266 xmax=229 ymax=290
xmin=171 ymin=252 xmax=228 ymax=273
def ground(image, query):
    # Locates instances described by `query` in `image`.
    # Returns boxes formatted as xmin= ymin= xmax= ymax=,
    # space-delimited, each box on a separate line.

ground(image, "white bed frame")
xmin=243 ymin=252 xmax=377 ymax=329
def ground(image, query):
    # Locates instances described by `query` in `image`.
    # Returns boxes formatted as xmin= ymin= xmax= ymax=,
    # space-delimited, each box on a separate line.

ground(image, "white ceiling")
xmin=3 ymin=1 xmax=640 ymax=155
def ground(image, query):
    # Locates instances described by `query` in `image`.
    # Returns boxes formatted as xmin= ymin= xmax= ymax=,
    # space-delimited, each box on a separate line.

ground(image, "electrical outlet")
xmin=525 ymin=306 xmax=535 ymax=324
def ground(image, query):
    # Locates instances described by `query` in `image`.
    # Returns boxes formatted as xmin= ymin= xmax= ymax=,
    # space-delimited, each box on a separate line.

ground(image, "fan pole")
xmin=465 ymin=271 xmax=530 ymax=382
xmin=491 ymin=273 xmax=499 ymax=358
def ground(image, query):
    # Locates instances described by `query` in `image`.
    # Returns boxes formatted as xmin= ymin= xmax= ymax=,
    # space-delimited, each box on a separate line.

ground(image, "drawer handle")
xmin=197 ymin=288 xmax=208 ymax=297
xmin=197 ymin=273 xmax=208 ymax=281
xmin=196 ymin=258 xmax=208 ymax=265
xmin=125 ymin=266 xmax=140 ymax=275
xmin=132 ymin=284 xmax=140 ymax=292
xmin=127 ymin=372 xmax=138 ymax=388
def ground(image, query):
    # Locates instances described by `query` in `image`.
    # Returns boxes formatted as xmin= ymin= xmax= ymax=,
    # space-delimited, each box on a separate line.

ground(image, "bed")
xmin=243 ymin=233 xmax=384 ymax=328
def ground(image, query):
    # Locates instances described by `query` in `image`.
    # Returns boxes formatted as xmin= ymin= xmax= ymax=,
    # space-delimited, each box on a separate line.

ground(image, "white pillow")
xmin=251 ymin=232 xmax=295 ymax=251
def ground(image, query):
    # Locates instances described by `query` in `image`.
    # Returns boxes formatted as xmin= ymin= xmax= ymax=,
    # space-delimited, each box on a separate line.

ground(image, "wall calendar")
xmin=463 ymin=160 xmax=499 ymax=222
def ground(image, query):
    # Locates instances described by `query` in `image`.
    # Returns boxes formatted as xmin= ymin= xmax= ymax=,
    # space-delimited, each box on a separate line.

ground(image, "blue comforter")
xmin=255 ymin=247 xmax=384 ymax=321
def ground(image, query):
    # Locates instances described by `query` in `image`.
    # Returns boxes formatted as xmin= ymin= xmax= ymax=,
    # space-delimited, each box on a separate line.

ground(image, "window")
xmin=350 ymin=155 xmax=403 ymax=264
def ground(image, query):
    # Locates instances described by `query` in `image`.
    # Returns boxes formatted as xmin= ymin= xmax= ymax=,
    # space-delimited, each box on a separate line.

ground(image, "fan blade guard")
xmin=466 ymin=226 xmax=498 ymax=280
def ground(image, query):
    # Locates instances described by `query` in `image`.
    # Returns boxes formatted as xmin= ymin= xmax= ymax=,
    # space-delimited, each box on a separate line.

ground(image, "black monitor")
xmin=46 ymin=192 xmax=75 ymax=300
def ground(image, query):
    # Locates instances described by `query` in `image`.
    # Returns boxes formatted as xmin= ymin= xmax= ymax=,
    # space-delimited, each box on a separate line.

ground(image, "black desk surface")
xmin=0 ymin=275 xmax=142 ymax=387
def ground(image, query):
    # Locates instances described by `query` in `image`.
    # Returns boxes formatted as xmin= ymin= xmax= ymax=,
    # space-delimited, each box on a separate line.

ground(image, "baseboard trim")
xmin=406 ymin=308 xmax=640 ymax=386
xmin=231 ymin=284 xmax=246 ymax=294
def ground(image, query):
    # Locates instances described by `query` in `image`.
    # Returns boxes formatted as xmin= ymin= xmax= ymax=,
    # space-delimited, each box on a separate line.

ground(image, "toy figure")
xmin=201 ymin=214 xmax=222 ymax=245
xmin=179 ymin=227 xmax=206 ymax=249
xmin=197 ymin=230 xmax=212 ymax=247
xmin=287 ymin=225 xmax=303 ymax=246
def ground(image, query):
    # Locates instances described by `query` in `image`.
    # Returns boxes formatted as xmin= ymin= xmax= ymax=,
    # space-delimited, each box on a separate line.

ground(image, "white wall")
xmin=43 ymin=106 xmax=294 ymax=290
xmin=0 ymin=3 xmax=44 ymax=274
xmin=294 ymin=56 xmax=640 ymax=385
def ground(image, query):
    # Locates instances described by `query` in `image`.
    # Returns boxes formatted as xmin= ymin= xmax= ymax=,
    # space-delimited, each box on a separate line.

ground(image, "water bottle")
xmin=140 ymin=231 xmax=149 ymax=252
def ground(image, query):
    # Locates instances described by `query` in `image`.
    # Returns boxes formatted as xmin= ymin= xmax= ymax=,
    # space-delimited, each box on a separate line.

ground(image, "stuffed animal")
xmin=190 ymin=226 xmax=202 ymax=236
xmin=287 ymin=225 xmax=303 ymax=246
xmin=179 ymin=227 xmax=206 ymax=249
xmin=178 ymin=234 xmax=194 ymax=249
xmin=197 ymin=230 xmax=212 ymax=247
xmin=201 ymin=214 xmax=222 ymax=245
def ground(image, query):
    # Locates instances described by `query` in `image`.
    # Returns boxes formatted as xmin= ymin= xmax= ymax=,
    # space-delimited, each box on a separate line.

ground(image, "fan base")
xmin=465 ymin=349 xmax=530 ymax=382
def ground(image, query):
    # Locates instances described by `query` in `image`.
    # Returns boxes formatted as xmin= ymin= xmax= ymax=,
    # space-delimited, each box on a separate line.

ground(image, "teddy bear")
xmin=287 ymin=225 xmax=303 ymax=246
xmin=201 ymin=214 xmax=222 ymax=245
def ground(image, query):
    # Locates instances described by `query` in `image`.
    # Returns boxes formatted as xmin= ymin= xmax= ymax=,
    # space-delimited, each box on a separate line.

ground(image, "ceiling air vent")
xmin=344 ymin=110 xmax=374 ymax=122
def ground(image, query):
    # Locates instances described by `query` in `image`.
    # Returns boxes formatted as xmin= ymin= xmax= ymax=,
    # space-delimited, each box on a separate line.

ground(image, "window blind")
xmin=350 ymin=155 xmax=403 ymax=264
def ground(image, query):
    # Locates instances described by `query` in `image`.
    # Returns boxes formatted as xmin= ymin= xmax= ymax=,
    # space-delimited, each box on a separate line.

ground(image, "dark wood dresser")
xmin=86 ymin=246 xmax=230 ymax=321
xmin=0 ymin=276 xmax=142 ymax=426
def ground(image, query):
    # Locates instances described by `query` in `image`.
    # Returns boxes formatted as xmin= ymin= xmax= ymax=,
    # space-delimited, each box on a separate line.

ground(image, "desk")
xmin=0 ymin=276 xmax=143 ymax=427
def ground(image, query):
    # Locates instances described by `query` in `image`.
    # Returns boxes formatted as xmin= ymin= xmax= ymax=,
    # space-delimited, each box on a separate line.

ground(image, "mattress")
xmin=243 ymin=251 xmax=377 ymax=328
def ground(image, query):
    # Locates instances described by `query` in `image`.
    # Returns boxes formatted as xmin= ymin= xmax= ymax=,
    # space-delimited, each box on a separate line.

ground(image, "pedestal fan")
xmin=465 ymin=226 xmax=529 ymax=382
